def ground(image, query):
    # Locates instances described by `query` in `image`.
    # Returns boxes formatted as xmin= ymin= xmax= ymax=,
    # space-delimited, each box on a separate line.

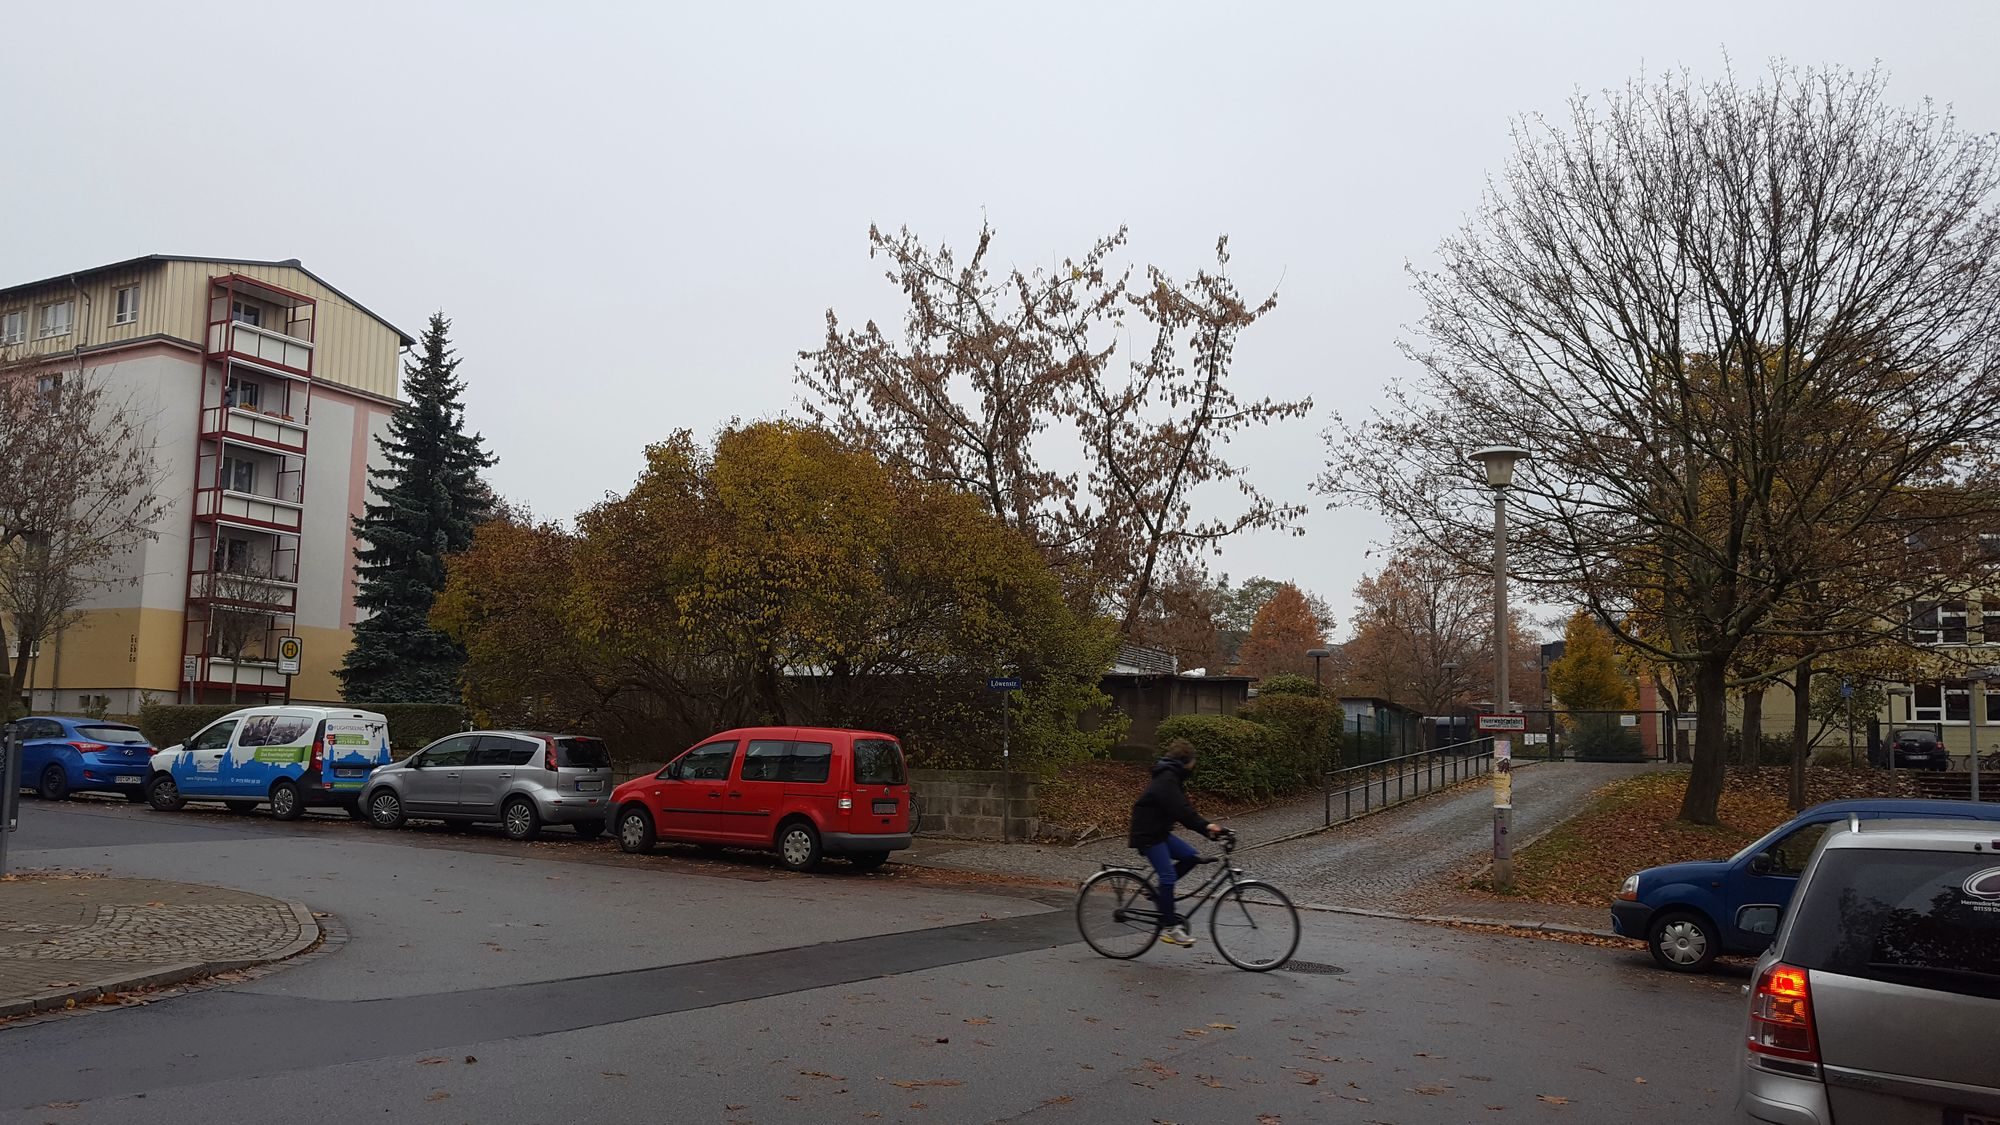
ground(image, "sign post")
xmin=1491 ymin=736 xmax=1512 ymax=888
xmin=277 ymin=636 xmax=303 ymax=705
xmin=182 ymin=655 xmax=199 ymax=705
xmin=0 ymin=723 xmax=22 ymax=877
xmin=988 ymin=677 xmax=1022 ymax=843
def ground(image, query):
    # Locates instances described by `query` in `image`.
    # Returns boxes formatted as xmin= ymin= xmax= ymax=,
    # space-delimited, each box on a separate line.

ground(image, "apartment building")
xmin=0 ymin=256 xmax=410 ymax=711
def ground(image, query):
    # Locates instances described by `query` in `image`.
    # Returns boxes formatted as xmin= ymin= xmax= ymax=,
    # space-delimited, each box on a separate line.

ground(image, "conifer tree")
xmin=338 ymin=312 xmax=494 ymax=702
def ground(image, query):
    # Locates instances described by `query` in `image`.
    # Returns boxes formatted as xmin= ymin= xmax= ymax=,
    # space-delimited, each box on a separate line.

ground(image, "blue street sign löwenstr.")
xmin=987 ymin=677 xmax=1022 ymax=692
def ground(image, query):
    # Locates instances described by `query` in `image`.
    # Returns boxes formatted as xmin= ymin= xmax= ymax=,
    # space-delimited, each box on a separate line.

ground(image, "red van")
xmin=607 ymin=726 xmax=912 ymax=871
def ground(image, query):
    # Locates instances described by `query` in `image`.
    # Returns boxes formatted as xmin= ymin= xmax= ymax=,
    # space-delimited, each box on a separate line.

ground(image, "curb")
xmin=1297 ymin=900 xmax=1623 ymax=941
xmin=1248 ymin=760 xmax=1537 ymax=852
xmin=0 ymin=899 xmax=320 ymax=1020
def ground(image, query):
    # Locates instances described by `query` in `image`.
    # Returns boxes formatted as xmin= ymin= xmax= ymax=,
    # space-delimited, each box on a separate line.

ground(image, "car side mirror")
xmin=408 ymin=756 xmax=424 ymax=769
xmin=665 ymin=760 xmax=682 ymax=781
xmin=1747 ymin=853 xmax=1774 ymax=877
xmin=1737 ymin=905 xmax=1781 ymax=937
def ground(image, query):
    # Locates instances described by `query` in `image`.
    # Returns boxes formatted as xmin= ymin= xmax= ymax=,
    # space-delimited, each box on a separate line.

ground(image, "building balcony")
xmin=190 ymin=569 xmax=298 ymax=614
xmin=202 ymin=657 xmax=290 ymax=691
xmin=201 ymin=404 xmax=308 ymax=455
xmin=205 ymin=319 xmax=314 ymax=378
xmin=194 ymin=486 xmax=304 ymax=534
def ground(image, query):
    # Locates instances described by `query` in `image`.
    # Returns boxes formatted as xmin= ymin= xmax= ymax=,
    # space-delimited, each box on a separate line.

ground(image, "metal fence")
xmin=1320 ymin=736 xmax=1495 ymax=828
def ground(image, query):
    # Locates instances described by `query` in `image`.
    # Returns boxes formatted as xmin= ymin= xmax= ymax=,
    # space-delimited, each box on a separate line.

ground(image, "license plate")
xmin=872 ymin=799 xmax=897 ymax=814
xmin=577 ymin=780 xmax=602 ymax=791
xmin=115 ymin=775 xmax=142 ymax=785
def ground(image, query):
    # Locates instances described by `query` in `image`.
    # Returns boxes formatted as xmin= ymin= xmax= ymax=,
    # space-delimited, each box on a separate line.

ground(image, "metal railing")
xmin=1321 ymin=736 xmax=1495 ymax=828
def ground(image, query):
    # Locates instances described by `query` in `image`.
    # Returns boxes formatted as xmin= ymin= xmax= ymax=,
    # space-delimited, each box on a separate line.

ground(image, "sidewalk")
xmin=0 ymin=874 xmax=319 ymax=1018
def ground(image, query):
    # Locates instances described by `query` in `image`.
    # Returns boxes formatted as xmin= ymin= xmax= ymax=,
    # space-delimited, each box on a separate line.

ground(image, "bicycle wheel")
xmin=1076 ymin=868 xmax=1163 ymax=959
xmin=1209 ymin=879 xmax=1300 ymax=972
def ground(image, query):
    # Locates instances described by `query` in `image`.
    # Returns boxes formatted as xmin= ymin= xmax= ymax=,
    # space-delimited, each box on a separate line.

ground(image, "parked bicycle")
xmin=1074 ymin=830 xmax=1301 ymax=971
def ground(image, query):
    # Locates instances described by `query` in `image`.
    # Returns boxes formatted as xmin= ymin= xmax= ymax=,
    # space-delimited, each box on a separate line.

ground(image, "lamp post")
xmin=1439 ymin=660 xmax=1461 ymax=747
xmin=1307 ymin=648 xmax=1332 ymax=694
xmin=1470 ymin=444 xmax=1529 ymax=892
xmin=1967 ymin=668 xmax=1997 ymax=803
xmin=1885 ymin=684 xmax=1913 ymax=792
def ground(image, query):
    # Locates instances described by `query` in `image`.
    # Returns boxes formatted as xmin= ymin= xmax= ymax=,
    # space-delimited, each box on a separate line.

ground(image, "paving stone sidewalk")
xmin=0 ymin=875 xmax=318 ymax=1017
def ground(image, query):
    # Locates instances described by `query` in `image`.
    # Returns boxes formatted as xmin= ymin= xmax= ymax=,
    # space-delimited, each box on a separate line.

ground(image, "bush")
xmin=1154 ymin=714 xmax=1282 ymax=801
xmin=1810 ymin=746 xmax=1864 ymax=770
xmin=1255 ymin=674 xmax=1322 ymax=698
xmin=139 ymin=700 xmax=468 ymax=752
xmin=1569 ymin=713 xmax=1644 ymax=762
xmin=1239 ymin=693 xmax=1343 ymax=792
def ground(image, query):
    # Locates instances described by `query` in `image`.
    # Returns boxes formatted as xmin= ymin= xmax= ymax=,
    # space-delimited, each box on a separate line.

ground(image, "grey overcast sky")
xmin=5 ymin=1 xmax=1997 ymax=640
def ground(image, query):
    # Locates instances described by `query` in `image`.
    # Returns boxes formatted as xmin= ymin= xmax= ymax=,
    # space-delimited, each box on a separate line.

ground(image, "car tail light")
xmin=68 ymin=741 xmax=108 ymax=755
xmin=544 ymin=738 xmax=559 ymax=772
xmin=1747 ymin=963 xmax=1819 ymax=1064
xmin=309 ymin=735 xmax=326 ymax=783
xmin=837 ymin=795 xmax=853 ymax=811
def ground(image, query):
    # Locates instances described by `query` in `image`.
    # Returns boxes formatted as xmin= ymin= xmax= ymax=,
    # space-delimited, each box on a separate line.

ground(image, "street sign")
xmin=986 ymin=677 xmax=1021 ymax=692
xmin=1676 ymin=715 xmax=1698 ymax=730
xmin=1476 ymin=714 xmax=1526 ymax=732
xmin=1840 ymin=679 xmax=1853 ymax=699
xmin=182 ymin=655 xmax=199 ymax=682
xmin=277 ymin=636 xmax=303 ymax=676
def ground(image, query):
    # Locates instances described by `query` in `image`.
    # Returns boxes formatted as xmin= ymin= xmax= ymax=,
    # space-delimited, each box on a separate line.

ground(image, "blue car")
xmin=1609 ymin=797 xmax=2000 ymax=973
xmin=15 ymin=715 xmax=157 ymax=801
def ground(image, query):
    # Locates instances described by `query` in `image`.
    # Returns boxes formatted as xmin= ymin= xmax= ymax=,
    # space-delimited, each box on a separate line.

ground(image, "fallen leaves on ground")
xmin=888 ymin=1079 xmax=962 ymax=1090
xmin=1537 ymin=1093 xmax=1570 ymax=1105
xmin=1035 ymin=761 xmax=1275 ymax=840
xmin=1489 ymin=767 xmax=1902 ymax=907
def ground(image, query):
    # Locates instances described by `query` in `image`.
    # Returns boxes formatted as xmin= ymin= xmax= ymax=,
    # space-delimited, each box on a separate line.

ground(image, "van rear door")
xmin=845 ymin=736 xmax=910 ymax=836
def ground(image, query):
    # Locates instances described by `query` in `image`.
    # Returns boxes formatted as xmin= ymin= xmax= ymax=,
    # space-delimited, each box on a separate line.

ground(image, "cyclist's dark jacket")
xmin=1128 ymin=758 xmax=1208 ymax=848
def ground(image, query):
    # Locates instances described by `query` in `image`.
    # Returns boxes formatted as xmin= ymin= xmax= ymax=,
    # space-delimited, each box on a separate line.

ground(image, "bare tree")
xmin=0 ymin=352 xmax=167 ymax=716
xmin=1343 ymin=552 xmax=1538 ymax=717
xmin=1322 ymin=64 xmax=2000 ymax=823
xmin=799 ymin=223 xmax=1311 ymax=629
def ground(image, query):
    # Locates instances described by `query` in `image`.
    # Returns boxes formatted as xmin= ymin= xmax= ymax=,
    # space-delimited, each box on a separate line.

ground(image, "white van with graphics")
xmin=147 ymin=706 xmax=394 ymax=820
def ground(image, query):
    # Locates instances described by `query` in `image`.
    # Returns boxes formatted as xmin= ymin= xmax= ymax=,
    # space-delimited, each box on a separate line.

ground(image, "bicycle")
xmin=1074 ymin=830 xmax=1301 ymax=971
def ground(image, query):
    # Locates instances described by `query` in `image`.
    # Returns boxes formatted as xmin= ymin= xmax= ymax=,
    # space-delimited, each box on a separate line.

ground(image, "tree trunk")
xmin=1790 ymin=658 xmax=1812 ymax=810
xmin=1678 ymin=655 xmax=1732 ymax=825
xmin=1741 ymin=689 xmax=1764 ymax=767
xmin=0 ymin=613 xmax=14 ymax=725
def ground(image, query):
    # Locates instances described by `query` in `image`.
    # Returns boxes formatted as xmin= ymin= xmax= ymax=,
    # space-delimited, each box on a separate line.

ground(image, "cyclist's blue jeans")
xmin=1141 ymin=836 xmax=1199 ymax=926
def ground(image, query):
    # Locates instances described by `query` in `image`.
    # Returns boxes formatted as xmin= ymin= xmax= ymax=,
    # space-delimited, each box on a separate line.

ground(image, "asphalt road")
xmin=0 ymin=798 xmax=1749 ymax=1123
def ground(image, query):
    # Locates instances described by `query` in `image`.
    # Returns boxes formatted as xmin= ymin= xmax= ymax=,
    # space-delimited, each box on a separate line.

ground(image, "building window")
xmin=1914 ymin=681 xmax=1973 ymax=723
xmin=231 ymin=301 xmax=262 ymax=327
xmin=37 ymin=301 xmax=73 ymax=340
xmin=214 ymin=536 xmax=254 ymax=575
xmin=1910 ymin=602 xmax=1967 ymax=645
xmin=225 ymin=377 xmax=262 ymax=411
xmin=221 ymin=456 xmax=256 ymax=494
xmin=1942 ymin=603 xmax=1969 ymax=644
xmin=0 ymin=310 xmax=22 ymax=345
xmin=113 ymin=285 xmax=140 ymax=326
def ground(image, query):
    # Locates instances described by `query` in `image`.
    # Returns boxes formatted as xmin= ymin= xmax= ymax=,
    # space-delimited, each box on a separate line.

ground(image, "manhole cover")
xmin=1283 ymin=960 xmax=1345 ymax=975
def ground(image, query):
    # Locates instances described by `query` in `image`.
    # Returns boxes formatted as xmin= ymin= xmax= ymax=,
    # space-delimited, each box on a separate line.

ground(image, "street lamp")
xmin=1885 ymin=684 xmax=1913 ymax=790
xmin=1965 ymin=667 xmax=1998 ymax=802
xmin=1439 ymin=660 xmax=1462 ymax=746
xmin=1469 ymin=444 xmax=1529 ymax=892
xmin=1307 ymin=648 xmax=1332 ymax=693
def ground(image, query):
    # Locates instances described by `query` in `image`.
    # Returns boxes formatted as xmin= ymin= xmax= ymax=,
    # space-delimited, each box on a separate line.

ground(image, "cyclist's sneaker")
xmin=1160 ymin=924 xmax=1197 ymax=947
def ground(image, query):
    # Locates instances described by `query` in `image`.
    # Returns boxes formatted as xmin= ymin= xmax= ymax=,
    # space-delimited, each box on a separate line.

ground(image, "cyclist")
xmin=1127 ymin=739 xmax=1223 ymax=947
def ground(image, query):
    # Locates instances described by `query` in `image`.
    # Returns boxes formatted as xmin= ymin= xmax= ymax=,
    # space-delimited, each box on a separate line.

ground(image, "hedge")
xmin=1154 ymin=714 xmax=1281 ymax=801
xmin=1155 ymin=698 xmax=1342 ymax=802
xmin=1238 ymin=693 xmax=1343 ymax=789
xmin=1569 ymin=713 xmax=1645 ymax=762
xmin=138 ymin=702 xmax=469 ymax=752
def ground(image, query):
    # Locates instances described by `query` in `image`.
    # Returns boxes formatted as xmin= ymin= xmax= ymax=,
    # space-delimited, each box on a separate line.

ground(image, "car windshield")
xmin=851 ymin=738 xmax=906 ymax=785
xmin=556 ymin=737 xmax=610 ymax=769
xmin=79 ymin=725 xmax=149 ymax=745
xmin=1785 ymin=848 xmax=2000 ymax=1000
xmin=1895 ymin=730 xmax=1935 ymax=742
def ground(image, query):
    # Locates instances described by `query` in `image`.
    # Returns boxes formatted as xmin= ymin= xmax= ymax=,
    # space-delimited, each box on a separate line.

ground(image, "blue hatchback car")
xmin=15 ymin=715 xmax=156 ymax=802
xmin=1609 ymin=797 xmax=2000 ymax=973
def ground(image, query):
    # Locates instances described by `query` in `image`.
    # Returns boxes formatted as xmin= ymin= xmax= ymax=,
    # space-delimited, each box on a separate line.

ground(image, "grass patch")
xmin=1498 ymin=766 xmax=1910 ymax=907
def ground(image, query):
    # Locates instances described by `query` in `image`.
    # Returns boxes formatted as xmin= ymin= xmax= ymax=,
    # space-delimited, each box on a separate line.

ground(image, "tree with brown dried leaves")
xmin=1233 ymin=582 xmax=1330 ymax=681
xmin=799 ymin=223 xmax=1311 ymax=632
xmin=1322 ymin=63 xmax=2000 ymax=824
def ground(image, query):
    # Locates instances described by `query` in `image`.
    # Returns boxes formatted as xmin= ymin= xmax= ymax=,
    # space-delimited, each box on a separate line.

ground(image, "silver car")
xmin=1739 ymin=817 xmax=2000 ymax=1125
xmin=360 ymin=730 xmax=614 ymax=841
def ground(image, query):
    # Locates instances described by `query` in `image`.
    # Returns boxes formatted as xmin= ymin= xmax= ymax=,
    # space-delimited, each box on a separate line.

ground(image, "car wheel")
xmin=572 ymin=820 xmax=604 ymax=842
xmin=776 ymin=820 xmax=823 ymax=872
xmin=366 ymin=789 xmax=405 ymax=829
xmin=1647 ymin=909 xmax=1717 ymax=973
xmin=502 ymin=796 xmax=542 ymax=841
xmin=269 ymin=780 xmax=305 ymax=821
xmin=225 ymin=800 xmax=260 ymax=815
xmin=38 ymin=765 xmax=70 ymax=801
xmin=848 ymin=850 xmax=890 ymax=872
xmin=147 ymin=774 xmax=186 ymax=811
xmin=616 ymin=806 xmax=656 ymax=854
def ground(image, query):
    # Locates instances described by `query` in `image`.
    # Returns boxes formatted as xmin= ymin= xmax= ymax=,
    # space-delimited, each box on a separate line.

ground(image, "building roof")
xmin=0 ymin=254 xmax=417 ymax=347
xmin=1112 ymin=643 xmax=1178 ymax=676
